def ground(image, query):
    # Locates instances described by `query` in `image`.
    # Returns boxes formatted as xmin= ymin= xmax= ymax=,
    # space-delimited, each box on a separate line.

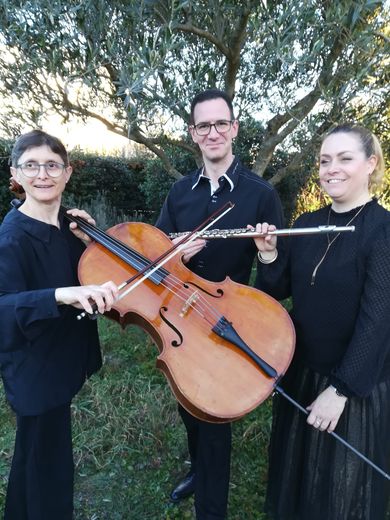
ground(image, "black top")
xmin=156 ymin=158 xmax=284 ymax=284
xmin=256 ymin=199 xmax=390 ymax=398
xmin=0 ymin=208 xmax=101 ymax=416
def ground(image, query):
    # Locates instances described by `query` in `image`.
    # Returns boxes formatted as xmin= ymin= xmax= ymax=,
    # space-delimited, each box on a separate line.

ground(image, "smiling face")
xmin=189 ymin=97 xmax=238 ymax=164
xmin=11 ymin=144 xmax=72 ymax=208
xmin=319 ymin=132 xmax=377 ymax=210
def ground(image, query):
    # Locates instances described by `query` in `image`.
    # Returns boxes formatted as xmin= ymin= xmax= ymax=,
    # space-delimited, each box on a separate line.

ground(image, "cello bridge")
xmin=180 ymin=290 xmax=199 ymax=317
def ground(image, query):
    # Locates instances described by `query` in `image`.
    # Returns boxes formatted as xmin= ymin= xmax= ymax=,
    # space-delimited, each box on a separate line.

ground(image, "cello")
xmin=65 ymin=202 xmax=295 ymax=424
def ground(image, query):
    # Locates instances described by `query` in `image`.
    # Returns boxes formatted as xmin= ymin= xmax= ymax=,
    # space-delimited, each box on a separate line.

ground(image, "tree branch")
xmin=129 ymin=127 xmax=183 ymax=179
xmin=269 ymin=102 xmax=345 ymax=186
xmin=104 ymin=62 xmax=120 ymax=86
xmin=174 ymin=23 xmax=229 ymax=56
xmin=253 ymin=88 xmax=322 ymax=175
xmin=253 ymin=21 xmax=351 ymax=176
xmin=224 ymin=8 xmax=251 ymax=98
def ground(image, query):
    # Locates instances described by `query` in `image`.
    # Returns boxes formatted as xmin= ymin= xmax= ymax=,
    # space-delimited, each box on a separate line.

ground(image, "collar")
xmin=6 ymin=207 xmax=61 ymax=243
xmin=191 ymin=157 xmax=239 ymax=193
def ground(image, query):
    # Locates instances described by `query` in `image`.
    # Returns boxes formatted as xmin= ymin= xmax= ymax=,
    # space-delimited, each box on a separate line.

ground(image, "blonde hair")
xmin=323 ymin=124 xmax=385 ymax=192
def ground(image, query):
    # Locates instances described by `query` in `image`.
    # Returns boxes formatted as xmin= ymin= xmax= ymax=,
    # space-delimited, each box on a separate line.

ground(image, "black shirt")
xmin=156 ymin=158 xmax=284 ymax=284
xmin=0 ymin=208 xmax=101 ymax=415
xmin=256 ymin=199 xmax=390 ymax=397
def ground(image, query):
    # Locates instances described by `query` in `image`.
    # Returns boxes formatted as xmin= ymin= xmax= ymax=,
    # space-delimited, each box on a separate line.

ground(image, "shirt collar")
xmin=191 ymin=157 xmax=239 ymax=193
xmin=7 ymin=207 xmax=59 ymax=243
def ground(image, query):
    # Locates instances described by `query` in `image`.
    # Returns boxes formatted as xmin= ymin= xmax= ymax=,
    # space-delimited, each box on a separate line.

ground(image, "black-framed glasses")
xmin=16 ymin=161 xmax=66 ymax=178
xmin=192 ymin=120 xmax=234 ymax=136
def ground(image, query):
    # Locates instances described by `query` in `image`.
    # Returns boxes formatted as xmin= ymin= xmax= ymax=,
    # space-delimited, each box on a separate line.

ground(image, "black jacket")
xmin=0 ymin=208 xmax=101 ymax=416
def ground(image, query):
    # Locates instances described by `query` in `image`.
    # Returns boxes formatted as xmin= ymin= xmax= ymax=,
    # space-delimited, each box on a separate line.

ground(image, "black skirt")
xmin=265 ymin=361 xmax=390 ymax=520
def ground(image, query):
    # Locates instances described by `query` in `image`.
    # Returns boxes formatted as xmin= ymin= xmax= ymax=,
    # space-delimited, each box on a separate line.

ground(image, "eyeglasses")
xmin=16 ymin=161 xmax=66 ymax=178
xmin=192 ymin=120 xmax=234 ymax=136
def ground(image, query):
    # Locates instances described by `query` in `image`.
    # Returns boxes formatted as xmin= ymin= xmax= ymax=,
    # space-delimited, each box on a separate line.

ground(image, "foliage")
xmin=0 ymin=0 xmax=387 ymax=188
xmin=291 ymin=173 xmax=330 ymax=223
xmin=2 ymin=140 xmax=389 ymax=228
xmin=139 ymin=159 xmax=178 ymax=219
xmin=0 ymin=113 xmax=296 ymax=224
xmin=65 ymin=152 xmax=147 ymax=216
xmin=0 ymin=319 xmax=273 ymax=519
xmin=379 ymin=169 xmax=390 ymax=211
xmin=0 ymin=138 xmax=13 ymax=220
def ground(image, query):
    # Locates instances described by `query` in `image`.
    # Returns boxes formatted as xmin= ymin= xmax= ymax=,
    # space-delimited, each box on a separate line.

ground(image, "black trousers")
xmin=5 ymin=402 xmax=74 ymax=520
xmin=179 ymin=405 xmax=232 ymax=520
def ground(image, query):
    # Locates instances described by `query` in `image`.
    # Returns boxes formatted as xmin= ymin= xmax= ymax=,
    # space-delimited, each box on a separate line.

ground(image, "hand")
xmin=253 ymin=223 xmax=278 ymax=260
xmin=67 ymin=208 xmax=96 ymax=245
xmin=55 ymin=281 xmax=119 ymax=315
xmin=172 ymin=236 xmax=206 ymax=264
xmin=306 ymin=386 xmax=347 ymax=432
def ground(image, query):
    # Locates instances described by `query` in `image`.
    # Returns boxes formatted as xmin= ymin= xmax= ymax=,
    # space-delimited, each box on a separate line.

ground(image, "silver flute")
xmin=169 ymin=225 xmax=355 ymax=240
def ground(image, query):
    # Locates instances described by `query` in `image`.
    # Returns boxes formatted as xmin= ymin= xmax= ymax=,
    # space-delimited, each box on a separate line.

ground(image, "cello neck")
xmin=60 ymin=206 xmax=169 ymax=285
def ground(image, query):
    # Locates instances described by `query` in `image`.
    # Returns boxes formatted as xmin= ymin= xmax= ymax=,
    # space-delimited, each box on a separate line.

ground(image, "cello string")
xmin=149 ymin=275 xmax=219 ymax=326
xmin=64 ymin=212 xmax=223 ymax=323
xmin=62 ymin=202 xmax=234 ymax=288
xmin=62 ymin=211 xmax=168 ymax=278
xmin=64 ymin=213 xmax=226 ymax=322
xmin=161 ymin=275 xmax=222 ymax=323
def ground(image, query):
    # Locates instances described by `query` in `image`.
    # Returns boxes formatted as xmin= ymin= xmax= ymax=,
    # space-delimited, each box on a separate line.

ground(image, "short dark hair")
xmin=190 ymin=89 xmax=235 ymax=124
xmin=11 ymin=130 xmax=69 ymax=166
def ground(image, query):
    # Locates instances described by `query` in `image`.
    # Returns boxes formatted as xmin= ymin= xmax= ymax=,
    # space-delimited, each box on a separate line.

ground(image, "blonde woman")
xmin=255 ymin=124 xmax=389 ymax=520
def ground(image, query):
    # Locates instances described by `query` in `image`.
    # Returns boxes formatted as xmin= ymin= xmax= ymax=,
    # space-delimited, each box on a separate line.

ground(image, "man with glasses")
xmin=156 ymin=89 xmax=284 ymax=519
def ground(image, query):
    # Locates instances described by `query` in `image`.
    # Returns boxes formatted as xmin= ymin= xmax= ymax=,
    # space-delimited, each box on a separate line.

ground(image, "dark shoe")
xmin=170 ymin=472 xmax=196 ymax=503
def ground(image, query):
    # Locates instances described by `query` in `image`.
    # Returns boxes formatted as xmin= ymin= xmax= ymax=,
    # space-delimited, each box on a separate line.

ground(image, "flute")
xmin=169 ymin=225 xmax=355 ymax=240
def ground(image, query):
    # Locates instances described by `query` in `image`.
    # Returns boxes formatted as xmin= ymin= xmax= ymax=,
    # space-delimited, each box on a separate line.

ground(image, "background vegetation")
xmin=0 ymin=0 xmax=388 ymax=220
xmin=0 ymin=0 xmax=388 ymax=184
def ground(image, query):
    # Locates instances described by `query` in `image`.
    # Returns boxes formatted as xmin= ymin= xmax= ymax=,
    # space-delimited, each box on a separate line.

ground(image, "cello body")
xmin=78 ymin=222 xmax=295 ymax=423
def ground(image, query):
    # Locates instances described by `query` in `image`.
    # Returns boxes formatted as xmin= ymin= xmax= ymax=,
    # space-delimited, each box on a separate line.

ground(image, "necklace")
xmin=310 ymin=203 xmax=367 ymax=286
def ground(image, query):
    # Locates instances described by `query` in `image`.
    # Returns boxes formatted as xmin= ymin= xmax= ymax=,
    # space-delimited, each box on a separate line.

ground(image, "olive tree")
xmin=0 ymin=0 xmax=388 ymax=184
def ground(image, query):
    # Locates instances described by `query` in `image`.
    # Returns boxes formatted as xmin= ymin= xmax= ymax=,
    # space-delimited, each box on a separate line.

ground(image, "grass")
xmin=0 ymin=319 xmax=273 ymax=519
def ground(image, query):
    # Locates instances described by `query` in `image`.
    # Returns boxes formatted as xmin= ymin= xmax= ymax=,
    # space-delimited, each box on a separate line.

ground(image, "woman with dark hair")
xmin=0 ymin=129 xmax=118 ymax=519
xmin=254 ymin=124 xmax=390 ymax=519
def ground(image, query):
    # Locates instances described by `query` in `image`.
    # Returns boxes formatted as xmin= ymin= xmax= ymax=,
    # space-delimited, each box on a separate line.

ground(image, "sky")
xmin=29 ymin=115 xmax=135 ymax=156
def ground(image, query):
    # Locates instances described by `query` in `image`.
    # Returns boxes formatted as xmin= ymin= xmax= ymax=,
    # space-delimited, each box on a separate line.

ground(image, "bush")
xmin=66 ymin=153 xmax=148 ymax=219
